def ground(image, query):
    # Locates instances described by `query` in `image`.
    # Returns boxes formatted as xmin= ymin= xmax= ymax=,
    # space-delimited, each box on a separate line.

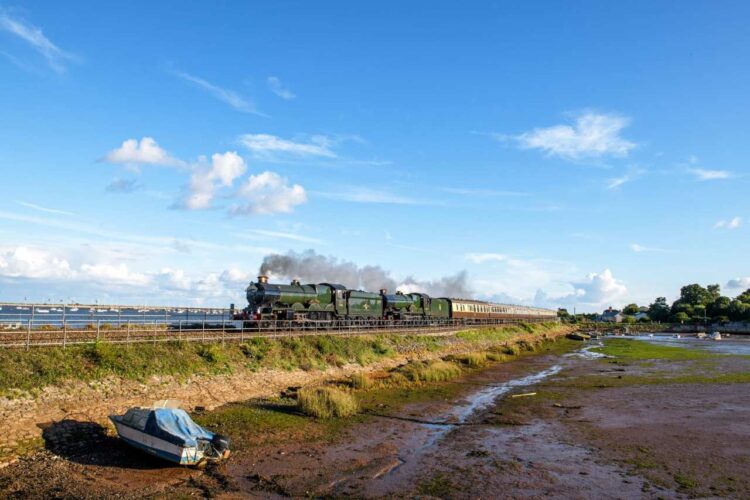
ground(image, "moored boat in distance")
xmin=109 ymin=400 xmax=230 ymax=466
xmin=711 ymin=331 xmax=722 ymax=341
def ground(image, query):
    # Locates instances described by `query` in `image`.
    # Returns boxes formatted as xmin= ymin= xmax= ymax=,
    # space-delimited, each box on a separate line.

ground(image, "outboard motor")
xmin=211 ymin=433 xmax=231 ymax=456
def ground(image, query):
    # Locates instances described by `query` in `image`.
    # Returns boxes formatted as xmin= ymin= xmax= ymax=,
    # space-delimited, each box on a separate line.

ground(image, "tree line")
xmin=558 ymin=283 xmax=750 ymax=323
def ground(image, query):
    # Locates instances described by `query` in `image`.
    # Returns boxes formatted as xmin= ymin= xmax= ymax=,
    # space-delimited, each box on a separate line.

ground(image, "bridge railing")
xmin=0 ymin=317 xmax=557 ymax=349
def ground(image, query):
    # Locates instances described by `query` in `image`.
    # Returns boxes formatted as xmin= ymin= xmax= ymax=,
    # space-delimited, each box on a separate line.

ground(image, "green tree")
xmin=623 ymin=303 xmax=640 ymax=315
xmin=679 ymin=284 xmax=712 ymax=306
xmin=622 ymin=315 xmax=637 ymax=324
xmin=729 ymin=300 xmax=750 ymax=321
xmin=707 ymin=296 xmax=731 ymax=319
xmin=673 ymin=312 xmax=690 ymax=323
xmin=648 ymin=297 xmax=670 ymax=322
xmin=736 ymin=288 xmax=750 ymax=304
xmin=557 ymin=308 xmax=570 ymax=318
xmin=707 ymin=284 xmax=721 ymax=301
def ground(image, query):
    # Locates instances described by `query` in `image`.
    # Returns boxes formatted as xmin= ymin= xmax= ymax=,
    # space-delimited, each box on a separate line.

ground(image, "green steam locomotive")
xmin=232 ymin=275 xmax=556 ymax=324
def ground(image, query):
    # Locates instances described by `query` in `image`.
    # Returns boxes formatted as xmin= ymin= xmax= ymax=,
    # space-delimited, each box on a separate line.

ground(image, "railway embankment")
xmin=0 ymin=322 xmax=572 ymax=465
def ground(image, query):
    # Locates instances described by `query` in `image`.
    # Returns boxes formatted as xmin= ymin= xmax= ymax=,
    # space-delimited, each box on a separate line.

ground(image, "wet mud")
xmin=2 ymin=337 xmax=749 ymax=498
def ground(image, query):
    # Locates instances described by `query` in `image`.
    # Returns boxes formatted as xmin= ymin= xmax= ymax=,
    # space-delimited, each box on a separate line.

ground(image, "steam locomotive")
xmin=232 ymin=275 xmax=557 ymax=324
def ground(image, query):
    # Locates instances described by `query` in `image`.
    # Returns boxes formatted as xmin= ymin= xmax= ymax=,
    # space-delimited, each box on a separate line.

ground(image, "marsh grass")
xmin=297 ymin=386 xmax=359 ymax=418
xmin=449 ymin=352 xmax=488 ymax=368
xmin=399 ymin=360 xmax=462 ymax=383
xmin=594 ymin=339 xmax=717 ymax=360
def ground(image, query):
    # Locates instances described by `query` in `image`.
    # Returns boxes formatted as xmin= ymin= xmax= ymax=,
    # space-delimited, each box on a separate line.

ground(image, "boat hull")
xmin=110 ymin=418 xmax=205 ymax=465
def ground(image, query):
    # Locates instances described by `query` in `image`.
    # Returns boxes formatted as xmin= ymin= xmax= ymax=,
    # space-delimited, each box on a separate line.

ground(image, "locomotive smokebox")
xmin=379 ymin=289 xmax=387 ymax=295
xmin=257 ymin=275 xmax=269 ymax=284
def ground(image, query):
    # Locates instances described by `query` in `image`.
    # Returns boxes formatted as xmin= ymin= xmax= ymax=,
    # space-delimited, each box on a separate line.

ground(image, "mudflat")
xmin=1 ymin=336 xmax=748 ymax=498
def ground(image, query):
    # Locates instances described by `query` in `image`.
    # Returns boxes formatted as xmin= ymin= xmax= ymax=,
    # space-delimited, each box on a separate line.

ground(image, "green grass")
xmin=0 ymin=323 xmax=570 ymax=397
xmin=398 ymin=360 xmax=463 ymax=383
xmin=593 ymin=338 xmax=717 ymax=360
xmin=297 ymin=386 xmax=359 ymax=419
xmin=449 ymin=352 xmax=488 ymax=368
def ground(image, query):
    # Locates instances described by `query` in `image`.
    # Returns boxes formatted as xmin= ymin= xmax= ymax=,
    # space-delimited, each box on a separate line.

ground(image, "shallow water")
xmin=628 ymin=334 xmax=750 ymax=355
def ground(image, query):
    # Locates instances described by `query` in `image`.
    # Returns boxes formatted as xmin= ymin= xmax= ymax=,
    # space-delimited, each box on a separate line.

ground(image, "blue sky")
xmin=0 ymin=1 xmax=748 ymax=310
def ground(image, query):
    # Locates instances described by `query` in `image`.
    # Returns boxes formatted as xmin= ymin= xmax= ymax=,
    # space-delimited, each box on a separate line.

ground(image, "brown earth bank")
xmin=3 ymin=333 xmax=749 ymax=499
xmin=0 ymin=324 xmax=571 ymax=465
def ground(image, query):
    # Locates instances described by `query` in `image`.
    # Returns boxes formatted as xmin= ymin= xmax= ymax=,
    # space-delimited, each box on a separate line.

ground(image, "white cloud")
xmin=689 ymin=168 xmax=732 ymax=181
xmin=714 ymin=217 xmax=742 ymax=230
xmin=316 ymin=187 xmax=421 ymax=205
xmin=630 ymin=243 xmax=668 ymax=253
xmin=16 ymin=201 xmax=73 ymax=216
xmin=80 ymin=263 xmax=150 ymax=286
xmin=104 ymin=137 xmax=184 ymax=167
xmin=513 ymin=112 xmax=635 ymax=160
xmin=172 ymin=69 xmax=263 ymax=115
xmin=243 ymin=229 xmax=321 ymax=244
xmin=727 ymin=277 xmax=750 ymax=290
xmin=182 ymin=152 xmax=247 ymax=210
xmin=552 ymin=269 xmax=628 ymax=307
xmin=239 ymin=133 xmax=337 ymax=159
xmin=466 ymin=253 xmax=511 ymax=264
xmin=267 ymin=76 xmax=296 ymax=100
xmin=230 ymin=171 xmax=307 ymax=215
xmin=0 ymin=11 xmax=79 ymax=73
xmin=0 ymin=246 xmax=73 ymax=279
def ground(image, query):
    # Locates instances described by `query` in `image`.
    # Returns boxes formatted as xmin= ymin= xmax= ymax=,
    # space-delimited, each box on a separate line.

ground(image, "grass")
xmin=349 ymin=372 xmax=373 ymax=389
xmin=449 ymin=352 xmax=488 ymax=368
xmin=0 ymin=323 xmax=570 ymax=397
xmin=593 ymin=338 xmax=717 ymax=360
xmin=297 ymin=386 xmax=359 ymax=419
xmin=398 ymin=360 xmax=463 ymax=383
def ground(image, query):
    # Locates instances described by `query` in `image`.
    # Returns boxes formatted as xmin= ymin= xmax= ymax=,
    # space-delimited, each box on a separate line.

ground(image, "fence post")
xmin=202 ymin=319 xmax=206 ymax=343
xmin=178 ymin=320 xmax=182 ymax=341
xmin=26 ymin=319 xmax=31 ymax=350
xmin=153 ymin=321 xmax=157 ymax=345
xmin=96 ymin=320 xmax=100 ymax=343
xmin=127 ymin=320 xmax=130 ymax=343
xmin=221 ymin=319 xmax=226 ymax=346
xmin=63 ymin=319 xmax=67 ymax=349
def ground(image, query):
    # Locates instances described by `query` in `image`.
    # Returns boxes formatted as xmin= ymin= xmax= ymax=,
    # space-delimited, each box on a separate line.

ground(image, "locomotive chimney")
xmin=257 ymin=275 xmax=269 ymax=284
xmin=291 ymin=279 xmax=301 ymax=286
xmin=379 ymin=288 xmax=387 ymax=295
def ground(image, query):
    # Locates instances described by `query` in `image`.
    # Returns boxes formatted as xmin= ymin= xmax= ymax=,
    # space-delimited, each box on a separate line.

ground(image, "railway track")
xmin=0 ymin=318 xmax=553 ymax=349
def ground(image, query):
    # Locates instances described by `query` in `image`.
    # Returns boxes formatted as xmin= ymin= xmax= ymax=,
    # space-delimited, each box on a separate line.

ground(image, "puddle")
xmin=564 ymin=341 xmax=610 ymax=359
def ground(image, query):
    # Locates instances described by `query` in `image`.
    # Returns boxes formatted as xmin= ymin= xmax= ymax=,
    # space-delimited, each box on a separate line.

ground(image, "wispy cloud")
xmin=239 ymin=133 xmax=337 ymax=158
xmin=106 ymin=178 xmax=141 ymax=193
xmin=504 ymin=112 xmax=636 ymax=160
xmin=0 ymin=10 xmax=79 ymax=73
xmin=714 ymin=217 xmax=742 ymax=230
xmin=689 ymin=168 xmax=732 ymax=181
xmin=606 ymin=167 xmax=645 ymax=190
xmin=630 ymin=243 xmax=668 ymax=253
xmin=242 ymin=229 xmax=321 ymax=244
xmin=172 ymin=69 xmax=264 ymax=115
xmin=441 ymin=187 xmax=528 ymax=197
xmin=267 ymin=76 xmax=296 ymax=100
xmin=16 ymin=201 xmax=74 ymax=216
xmin=315 ymin=187 xmax=423 ymax=205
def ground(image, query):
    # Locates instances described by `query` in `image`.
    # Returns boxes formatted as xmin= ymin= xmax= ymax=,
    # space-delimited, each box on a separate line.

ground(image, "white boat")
xmin=696 ymin=332 xmax=707 ymax=339
xmin=672 ymin=334 xmax=681 ymax=339
xmin=711 ymin=332 xmax=722 ymax=341
xmin=110 ymin=401 xmax=230 ymax=466
xmin=36 ymin=308 xmax=50 ymax=314
xmin=69 ymin=307 xmax=79 ymax=312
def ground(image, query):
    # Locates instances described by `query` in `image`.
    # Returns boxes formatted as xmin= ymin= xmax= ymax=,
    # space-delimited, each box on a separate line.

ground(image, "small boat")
xmin=696 ymin=332 xmax=707 ymax=339
xmin=711 ymin=332 xmax=722 ymax=341
xmin=69 ymin=307 xmax=79 ymax=312
xmin=110 ymin=401 xmax=230 ymax=466
xmin=648 ymin=334 xmax=655 ymax=338
xmin=37 ymin=308 xmax=50 ymax=314
xmin=672 ymin=334 xmax=681 ymax=339
xmin=566 ymin=332 xmax=591 ymax=341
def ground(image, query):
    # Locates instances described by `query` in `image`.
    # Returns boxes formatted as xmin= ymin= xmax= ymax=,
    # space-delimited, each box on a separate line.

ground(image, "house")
xmin=597 ymin=307 xmax=624 ymax=323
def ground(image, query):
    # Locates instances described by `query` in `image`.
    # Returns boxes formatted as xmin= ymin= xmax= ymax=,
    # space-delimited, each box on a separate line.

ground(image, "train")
xmin=231 ymin=275 xmax=557 ymax=325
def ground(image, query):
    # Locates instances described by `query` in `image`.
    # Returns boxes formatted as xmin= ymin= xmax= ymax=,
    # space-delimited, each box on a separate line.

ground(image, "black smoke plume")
xmin=258 ymin=250 xmax=471 ymax=298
